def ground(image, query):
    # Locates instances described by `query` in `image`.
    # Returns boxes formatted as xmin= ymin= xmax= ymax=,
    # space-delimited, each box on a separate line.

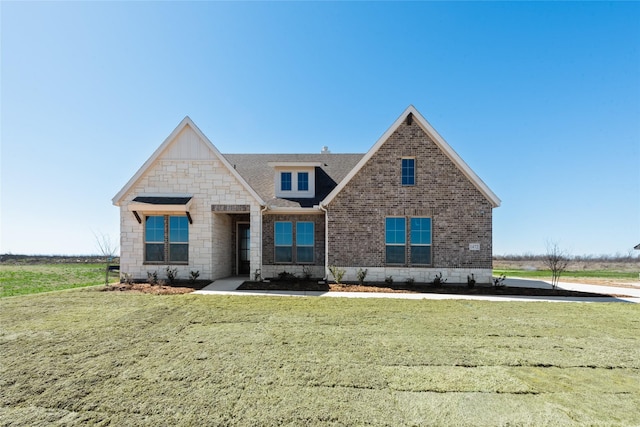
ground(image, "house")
xmin=112 ymin=106 xmax=500 ymax=284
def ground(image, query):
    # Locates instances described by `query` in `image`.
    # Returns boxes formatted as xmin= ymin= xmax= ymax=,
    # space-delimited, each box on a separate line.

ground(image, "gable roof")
xmin=321 ymin=105 xmax=501 ymax=208
xmin=112 ymin=117 xmax=264 ymax=206
xmin=224 ymin=153 xmax=363 ymax=208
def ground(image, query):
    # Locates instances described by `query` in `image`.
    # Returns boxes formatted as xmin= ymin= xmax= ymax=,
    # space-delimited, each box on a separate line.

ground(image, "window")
xmin=410 ymin=218 xmax=432 ymax=264
xmin=297 ymin=172 xmax=309 ymax=192
xmin=385 ymin=217 xmax=406 ymax=264
xmin=169 ymin=216 xmax=189 ymax=262
xmin=275 ymin=221 xmax=293 ymax=262
xmin=402 ymin=158 xmax=415 ymax=186
xmin=296 ymin=222 xmax=314 ymax=263
xmin=145 ymin=216 xmax=165 ymax=262
xmin=281 ymin=172 xmax=292 ymax=191
xmin=145 ymin=215 xmax=189 ymax=263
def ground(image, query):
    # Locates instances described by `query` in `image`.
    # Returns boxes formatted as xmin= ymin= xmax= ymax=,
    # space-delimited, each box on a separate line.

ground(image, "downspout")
xmin=258 ymin=204 xmax=269 ymax=280
xmin=319 ymin=203 xmax=329 ymax=281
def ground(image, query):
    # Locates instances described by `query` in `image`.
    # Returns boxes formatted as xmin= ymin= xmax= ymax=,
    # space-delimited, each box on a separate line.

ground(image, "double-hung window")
xmin=297 ymin=172 xmax=309 ymax=192
xmin=145 ymin=215 xmax=189 ymax=263
xmin=281 ymin=172 xmax=292 ymax=192
xmin=275 ymin=221 xmax=293 ymax=262
xmin=401 ymin=158 xmax=415 ymax=186
xmin=296 ymin=222 xmax=314 ymax=263
xmin=410 ymin=218 xmax=432 ymax=264
xmin=385 ymin=217 xmax=406 ymax=264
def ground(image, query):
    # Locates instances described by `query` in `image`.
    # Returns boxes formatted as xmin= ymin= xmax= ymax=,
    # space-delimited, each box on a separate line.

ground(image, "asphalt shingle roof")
xmin=223 ymin=153 xmax=364 ymax=207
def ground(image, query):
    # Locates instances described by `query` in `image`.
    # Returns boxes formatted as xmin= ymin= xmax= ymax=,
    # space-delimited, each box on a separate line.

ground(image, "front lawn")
xmin=1 ymin=291 xmax=639 ymax=426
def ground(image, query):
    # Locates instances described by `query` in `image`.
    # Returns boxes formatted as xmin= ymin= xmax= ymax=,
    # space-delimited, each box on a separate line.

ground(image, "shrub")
xmin=254 ymin=269 xmax=262 ymax=282
xmin=385 ymin=275 xmax=393 ymax=285
xmin=121 ymin=273 xmax=134 ymax=285
xmin=493 ymin=274 xmax=506 ymax=287
xmin=277 ymin=271 xmax=298 ymax=281
xmin=147 ymin=271 xmax=158 ymax=285
xmin=405 ymin=277 xmax=415 ymax=285
xmin=467 ymin=273 xmax=476 ymax=288
xmin=166 ymin=266 xmax=178 ymax=285
xmin=356 ymin=268 xmax=368 ymax=285
xmin=302 ymin=265 xmax=312 ymax=281
xmin=189 ymin=270 xmax=200 ymax=285
xmin=432 ymin=272 xmax=447 ymax=286
xmin=328 ymin=266 xmax=346 ymax=284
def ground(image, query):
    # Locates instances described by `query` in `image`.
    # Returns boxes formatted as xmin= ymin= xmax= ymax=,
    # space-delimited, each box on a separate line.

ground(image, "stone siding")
xmin=119 ymin=130 xmax=261 ymax=281
xmin=326 ymin=118 xmax=493 ymax=283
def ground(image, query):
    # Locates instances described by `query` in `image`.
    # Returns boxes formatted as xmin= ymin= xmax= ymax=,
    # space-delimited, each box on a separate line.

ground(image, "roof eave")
xmin=321 ymin=105 xmax=501 ymax=208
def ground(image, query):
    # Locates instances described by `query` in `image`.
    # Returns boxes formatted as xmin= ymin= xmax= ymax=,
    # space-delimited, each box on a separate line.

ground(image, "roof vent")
xmin=321 ymin=146 xmax=330 ymax=154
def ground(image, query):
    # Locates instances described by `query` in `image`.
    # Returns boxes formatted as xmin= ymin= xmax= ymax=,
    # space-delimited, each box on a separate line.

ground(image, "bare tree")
xmin=95 ymin=232 xmax=118 ymax=286
xmin=544 ymin=241 xmax=569 ymax=290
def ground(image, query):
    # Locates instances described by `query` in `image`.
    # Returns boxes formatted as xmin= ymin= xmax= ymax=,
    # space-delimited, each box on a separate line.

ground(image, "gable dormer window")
xmin=281 ymin=172 xmax=292 ymax=191
xmin=270 ymin=162 xmax=321 ymax=199
xmin=297 ymin=172 xmax=309 ymax=191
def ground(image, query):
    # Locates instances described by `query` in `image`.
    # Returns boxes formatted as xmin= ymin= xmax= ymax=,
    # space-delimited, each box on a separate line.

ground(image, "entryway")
xmin=237 ymin=223 xmax=250 ymax=275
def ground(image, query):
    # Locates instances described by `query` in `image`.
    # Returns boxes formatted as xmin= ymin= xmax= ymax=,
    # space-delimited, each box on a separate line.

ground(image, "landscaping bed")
xmin=101 ymin=280 xmax=211 ymax=295
xmin=238 ymin=280 xmax=624 ymax=297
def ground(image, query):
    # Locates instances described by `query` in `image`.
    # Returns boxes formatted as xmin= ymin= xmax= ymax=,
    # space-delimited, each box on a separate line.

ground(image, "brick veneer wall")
xmin=326 ymin=118 xmax=494 ymax=283
xmin=261 ymin=213 xmax=325 ymax=279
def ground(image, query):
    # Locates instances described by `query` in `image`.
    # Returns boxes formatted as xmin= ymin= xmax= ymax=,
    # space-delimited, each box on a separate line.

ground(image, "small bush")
xmin=385 ymin=275 xmax=393 ymax=285
xmin=493 ymin=274 xmax=506 ymax=287
xmin=277 ymin=271 xmax=298 ymax=281
xmin=254 ymin=269 xmax=262 ymax=281
xmin=147 ymin=271 xmax=158 ymax=285
xmin=356 ymin=268 xmax=368 ymax=285
xmin=432 ymin=272 xmax=447 ymax=286
xmin=467 ymin=273 xmax=476 ymax=288
xmin=166 ymin=266 xmax=178 ymax=285
xmin=121 ymin=272 xmax=134 ymax=285
xmin=189 ymin=270 xmax=200 ymax=285
xmin=328 ymin=266 xmax=346 ymax=284
xmin=405 ymin=277 xmax=415 ymax=285
xmin=302 ymin=265 xmax=312 ymax=281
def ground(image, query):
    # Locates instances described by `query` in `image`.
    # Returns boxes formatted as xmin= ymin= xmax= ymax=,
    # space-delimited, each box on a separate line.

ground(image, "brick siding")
xmin=326 ymin=117 xmax=493 ymax=273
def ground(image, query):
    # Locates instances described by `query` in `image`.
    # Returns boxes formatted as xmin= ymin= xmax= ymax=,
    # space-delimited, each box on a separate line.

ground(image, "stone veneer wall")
xmin=326 ymin=117 xmax=494 ymax=284
xmin=261 ymin=212 xmax=325 ymax=279
xmin=119 ymin=138 xmax=261 ymax=282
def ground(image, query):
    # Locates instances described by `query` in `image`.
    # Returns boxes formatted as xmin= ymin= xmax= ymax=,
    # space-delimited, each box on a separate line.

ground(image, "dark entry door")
xmin=238 ymin=223 xmax=250 ymax=275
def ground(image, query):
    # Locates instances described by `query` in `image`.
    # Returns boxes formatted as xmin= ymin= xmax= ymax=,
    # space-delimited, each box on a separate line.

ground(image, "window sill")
xmin=143 ymin=262 xmax=189 ymax=266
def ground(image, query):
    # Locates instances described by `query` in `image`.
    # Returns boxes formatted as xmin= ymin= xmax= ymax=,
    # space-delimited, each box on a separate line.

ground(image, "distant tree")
xmin=95 ymin=233 xmax=118 ymax=286
xmin=544 ymin=241 xmax=569 ymax=290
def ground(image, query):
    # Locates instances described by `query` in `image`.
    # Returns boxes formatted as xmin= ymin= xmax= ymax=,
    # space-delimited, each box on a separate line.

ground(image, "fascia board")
xmin=321 ymin=105 xmax=501 ymax=208
xmin=411 ymin=109 xmax=501 ymax=208
xmin=112 ymin=117 xmax=265 ymax=206
xmin=321 ymin=106 xmax=416 ymax=206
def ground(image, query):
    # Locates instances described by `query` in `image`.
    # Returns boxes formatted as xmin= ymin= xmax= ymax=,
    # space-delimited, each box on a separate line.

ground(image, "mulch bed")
xmin=101 ymin=280 xmax=211 ymax=295
xmin=238 ymin=280 xmax=623 ymax=298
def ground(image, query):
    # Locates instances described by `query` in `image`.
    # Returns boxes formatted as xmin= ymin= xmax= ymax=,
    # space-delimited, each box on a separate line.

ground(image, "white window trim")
xmin=274 ymin=167 xmax=316 ymax=198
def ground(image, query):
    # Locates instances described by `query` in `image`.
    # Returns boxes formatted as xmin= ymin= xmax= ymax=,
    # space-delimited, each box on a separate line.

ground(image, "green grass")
xmin=493 ymin=269 xmax=638 ymax=280
xmin=0 ymin=263 xmax=117 ymax=297
xmin=1 ymin=291 xmax=639 ymax=426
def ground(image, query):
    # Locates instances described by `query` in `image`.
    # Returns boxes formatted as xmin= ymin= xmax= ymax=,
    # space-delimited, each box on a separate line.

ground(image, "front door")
xmin=237 ymin=223 xmax=250 ymax=275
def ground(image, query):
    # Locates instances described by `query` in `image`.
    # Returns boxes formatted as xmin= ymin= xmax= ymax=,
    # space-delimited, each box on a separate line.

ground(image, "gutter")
xmin=258 ymin=204 xmax=269 ymax=280
xmin=319 ymin=203 xmax=329 ymax=281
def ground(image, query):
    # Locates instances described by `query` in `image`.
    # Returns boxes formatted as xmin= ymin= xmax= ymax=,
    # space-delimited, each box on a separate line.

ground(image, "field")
xmin=493 ymin=259 xmax=639 ymax=286
xmin=1 ymin=290 xmax=639 ymax=426
xmin=0 ymin=263 xmax=118 ymax=298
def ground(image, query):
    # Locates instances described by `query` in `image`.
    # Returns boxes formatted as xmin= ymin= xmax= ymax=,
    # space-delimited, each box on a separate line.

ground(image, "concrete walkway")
xmin=193 ymin=277 xmax=640 ymax=303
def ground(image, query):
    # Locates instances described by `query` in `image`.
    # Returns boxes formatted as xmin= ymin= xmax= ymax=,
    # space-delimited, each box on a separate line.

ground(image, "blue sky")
xmin=1 ymin=1 xmax=638 ymax=257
